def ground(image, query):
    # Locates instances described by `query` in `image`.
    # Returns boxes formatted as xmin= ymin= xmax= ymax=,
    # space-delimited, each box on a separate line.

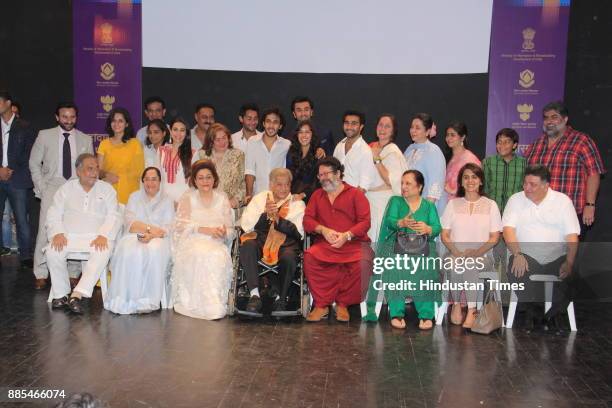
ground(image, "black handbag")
xmin=394 ymin=231 xmax=429 ymax=256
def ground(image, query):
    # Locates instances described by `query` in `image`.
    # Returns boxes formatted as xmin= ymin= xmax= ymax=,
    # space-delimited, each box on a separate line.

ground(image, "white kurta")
xmin=45 ymin=179 xmax=120 ymax=299
xmin=333 ymin=136 xmax=377 ymax=190
xmin=231 ymin=129 xmax=262 ymax=153
xmin=172 ymin=189 xmax=235 ymax=320
xmin=105 ymin=189 xmax=175 ymax=314
xmin=240 ymin=190 xmax=305 ymax=238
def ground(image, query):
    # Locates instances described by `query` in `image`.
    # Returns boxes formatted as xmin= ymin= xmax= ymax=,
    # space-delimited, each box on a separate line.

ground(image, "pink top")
xmin=440 ymin=196 xmax=502 ymax=250
xmin=445 ymin=149 xmax=481 ymax=200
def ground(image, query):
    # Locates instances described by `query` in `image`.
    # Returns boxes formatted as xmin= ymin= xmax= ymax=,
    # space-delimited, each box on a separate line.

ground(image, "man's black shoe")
xmin=246 ymin=295 xmax=262 ymax=313
xmin=272 ymin=299 xmax=287 ymax=312
xmin=51 ymin=296 xmax=69 ymax=310
xmin=68 ymin=297 xmax=84 ymax=314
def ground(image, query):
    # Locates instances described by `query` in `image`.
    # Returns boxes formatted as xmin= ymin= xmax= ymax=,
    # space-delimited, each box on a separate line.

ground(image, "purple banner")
xmin=485 ymin=0 xmax=571 ymax=155
xmin=73 ymin=0 xmax=142 ymax=150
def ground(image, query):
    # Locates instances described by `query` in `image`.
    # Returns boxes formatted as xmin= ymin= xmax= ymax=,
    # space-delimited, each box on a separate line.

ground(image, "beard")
xmin=321 ymin=178 xmax=341 ymax=192
xmin=59 ymin=123 xmax=75 ymax=132
xmin=543 ymin=123 xmax=564 ymax=138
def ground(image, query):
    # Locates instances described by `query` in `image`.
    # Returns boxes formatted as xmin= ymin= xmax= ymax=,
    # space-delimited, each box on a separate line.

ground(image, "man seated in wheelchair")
xmin=240 ymin=168 xmax=306 ymax=313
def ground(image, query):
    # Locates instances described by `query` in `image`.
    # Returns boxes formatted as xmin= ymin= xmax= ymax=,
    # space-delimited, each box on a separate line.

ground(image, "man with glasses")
xmin=136 ymin=96 xmax=167 ymax=145
xmin=303 ymin=157 xmax=373 ymax=322
xmin=525 ymin=101 xmax=605 ymax=238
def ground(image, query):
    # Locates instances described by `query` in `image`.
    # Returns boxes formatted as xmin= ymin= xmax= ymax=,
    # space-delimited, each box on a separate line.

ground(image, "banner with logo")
xmin=73 ymin=0 xmax=142 ymax=150
xmin=485 ymin=0 xmax=571 ymax=155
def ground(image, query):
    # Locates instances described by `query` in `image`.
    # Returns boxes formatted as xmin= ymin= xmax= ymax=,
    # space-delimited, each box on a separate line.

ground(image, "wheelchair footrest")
xmin=235 ymin=309 xmax=264 ymax=318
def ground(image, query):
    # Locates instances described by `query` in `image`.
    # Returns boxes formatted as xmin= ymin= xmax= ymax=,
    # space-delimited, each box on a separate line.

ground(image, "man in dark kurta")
xmin=303 ymin=157 xmax=373 ymax=322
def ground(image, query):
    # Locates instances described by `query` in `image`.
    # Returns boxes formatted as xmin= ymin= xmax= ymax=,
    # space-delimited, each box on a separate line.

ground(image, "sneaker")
xmin=272 ymin=299 xmax=287 ymax=312
xmin=0 ymin=247 xmax=11 ymax=256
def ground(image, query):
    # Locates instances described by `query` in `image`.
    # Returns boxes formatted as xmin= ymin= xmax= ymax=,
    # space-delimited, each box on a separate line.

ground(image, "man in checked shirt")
xmin=525 ymin=101 xmax=605 ymax=240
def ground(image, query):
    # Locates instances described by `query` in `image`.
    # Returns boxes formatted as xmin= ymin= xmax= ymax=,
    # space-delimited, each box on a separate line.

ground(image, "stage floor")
xmin=1 ymin=256 xmax=611 ymax=408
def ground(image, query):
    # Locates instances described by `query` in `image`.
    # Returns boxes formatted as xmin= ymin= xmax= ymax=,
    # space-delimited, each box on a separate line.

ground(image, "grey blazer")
xmin=29 ymin=126 xmax=94 ymax=198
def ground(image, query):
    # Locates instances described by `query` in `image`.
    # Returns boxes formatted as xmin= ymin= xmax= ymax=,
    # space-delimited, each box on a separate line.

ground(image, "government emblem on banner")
xmin=100 ymin=63 xmax=115 ymax=81
xmin=100 ymin=95 xmax=115 ymax=112
xmin=100 ymin=22 xmax=114 ymax=45
xmin=522 ymin=28 xmax=536 ymax=50
xmin=519 ymin=69 xmax=535 ymax=88
xmin=517 ymin=104 xmax=533 ymax=121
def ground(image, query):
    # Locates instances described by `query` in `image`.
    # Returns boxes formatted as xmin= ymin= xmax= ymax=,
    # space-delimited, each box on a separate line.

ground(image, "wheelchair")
xmin=227 ymin=228 xmax=311 ymax=318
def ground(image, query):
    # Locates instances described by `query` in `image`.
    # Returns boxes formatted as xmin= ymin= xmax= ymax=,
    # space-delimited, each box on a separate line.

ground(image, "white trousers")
xmin=47 ymin=240 xmax=113 ymax=299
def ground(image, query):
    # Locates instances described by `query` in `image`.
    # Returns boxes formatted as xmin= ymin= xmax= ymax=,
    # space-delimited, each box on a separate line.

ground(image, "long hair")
xmin=169 ymin=117 xmax=193 ymax=179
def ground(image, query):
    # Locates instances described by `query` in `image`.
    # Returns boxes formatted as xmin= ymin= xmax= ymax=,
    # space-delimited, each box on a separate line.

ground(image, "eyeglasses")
xmin=316 ymin=170 xmax=336 ymax=179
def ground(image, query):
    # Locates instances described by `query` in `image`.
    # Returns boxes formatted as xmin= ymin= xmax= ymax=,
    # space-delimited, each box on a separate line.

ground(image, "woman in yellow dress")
xmin=97 ymin=107 xmax=145 ymax=205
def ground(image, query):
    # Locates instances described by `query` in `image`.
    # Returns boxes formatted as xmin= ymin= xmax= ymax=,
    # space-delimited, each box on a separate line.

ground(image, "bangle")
xmin=146 ymin=225 xmax=151 ymax=233
xmin=373 ymin=157 xmax=382 ymax=164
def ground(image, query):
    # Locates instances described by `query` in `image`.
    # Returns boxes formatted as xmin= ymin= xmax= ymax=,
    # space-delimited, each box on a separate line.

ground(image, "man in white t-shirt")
xmin=333 ymin=110 xmax=376 ymax=192
xmin=231 ymin=103 xmax=262 ymax=152
xmin=502 ymin=164 xmax=580 ymax=329
xmin=136 ymin=96 xmax=166 ymax=145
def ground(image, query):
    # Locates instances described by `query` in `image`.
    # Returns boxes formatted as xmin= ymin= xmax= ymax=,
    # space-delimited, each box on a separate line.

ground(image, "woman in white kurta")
xmin=172 ymin=160 xmax=235 ymax=320
xmin=143 ymin=119 xmax=170 ymax=168
xmin=105 ymin=167 xmax=175 ymax=314
xmin=159 ymin=118 xmax=196 ymax=203
xmin=366 ymin=114 xmax=408 ymax=242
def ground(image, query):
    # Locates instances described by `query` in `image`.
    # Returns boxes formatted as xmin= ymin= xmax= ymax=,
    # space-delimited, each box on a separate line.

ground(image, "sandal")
xmin=450 ymin=303 xmax=463 ymax=325
xmin=419 ymin=319 xmax=433 ymax=330
xmin=390 ymin=317 xmax=406 ymax=329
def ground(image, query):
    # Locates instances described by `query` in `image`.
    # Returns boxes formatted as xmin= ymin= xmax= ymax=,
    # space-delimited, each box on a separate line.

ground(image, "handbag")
xmin=471 ymin=290 xmax=503 ymax=334
xmin=394 ymin=231 xmax=429 ymax=256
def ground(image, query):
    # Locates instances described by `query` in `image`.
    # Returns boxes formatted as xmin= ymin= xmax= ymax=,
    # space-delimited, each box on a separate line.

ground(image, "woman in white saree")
xmin=367 ymin=114 xmax=408 ymax=242
xmin=105 ymin=167 xmax=175 ymax=314
xmin=172 ymin=160 xmax=235 ymax=319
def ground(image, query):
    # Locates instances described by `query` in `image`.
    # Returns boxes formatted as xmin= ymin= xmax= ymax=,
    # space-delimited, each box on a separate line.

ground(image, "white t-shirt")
xmin=502 ymin=189 xmax=580 ymax=264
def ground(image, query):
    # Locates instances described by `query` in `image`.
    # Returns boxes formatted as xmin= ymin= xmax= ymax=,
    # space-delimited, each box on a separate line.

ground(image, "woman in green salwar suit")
xmin=364 ymin=170 xmax=441 ymax=330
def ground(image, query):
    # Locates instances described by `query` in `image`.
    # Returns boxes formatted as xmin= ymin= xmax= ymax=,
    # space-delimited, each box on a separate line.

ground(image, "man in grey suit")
xmin=29 ymin=102 xmax=93 ymax=289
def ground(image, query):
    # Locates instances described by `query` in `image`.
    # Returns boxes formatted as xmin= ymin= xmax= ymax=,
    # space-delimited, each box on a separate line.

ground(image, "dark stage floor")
xmin=1 ymin=255 xmax=611 ymax=408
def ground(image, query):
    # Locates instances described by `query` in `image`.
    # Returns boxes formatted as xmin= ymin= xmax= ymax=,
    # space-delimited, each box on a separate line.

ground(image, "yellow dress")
xmin=97 ymin=138 xmax=144 ymax=205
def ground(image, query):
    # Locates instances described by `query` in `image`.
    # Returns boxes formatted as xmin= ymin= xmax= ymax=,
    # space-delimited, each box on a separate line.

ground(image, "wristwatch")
xmin=585 ymin=202 xmax=595 ymax=207
xmin=346 ymin=231 xmax=353 ymax=241
xmin=373 ymin=157 xmax=382 ymax=164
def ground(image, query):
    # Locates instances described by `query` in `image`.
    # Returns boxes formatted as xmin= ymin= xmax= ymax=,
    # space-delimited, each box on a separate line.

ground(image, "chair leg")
xmin=544 ymin=282 xmax=553 ymax=313
xmin=435 ymin=301 xmax=447 ymax=326
xmin=506 ymin=290 xmax=518 ymax=328
xmin=567 ymin=302 xmax=577 ymax=332
xmin=360 ymin=301 xmax=367 ymax=317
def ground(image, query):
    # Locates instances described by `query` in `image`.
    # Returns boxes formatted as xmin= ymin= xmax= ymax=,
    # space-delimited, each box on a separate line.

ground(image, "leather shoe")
xmin=306 ymin=306 xmax=329 ymax=322
xmin=68 ymin=297 xmax=84 ymax=314
xmin=272 ymin=299 xmax=287 ymax=312
xmin=21 ymin=259 xmax=33 ymax=269
xmin=34 ymin=278 xmax=48 ymax=290
xmin=335 ymin=305 xmax=350 ymax=322
xmin=246 ymin=295 xmax=262 ymax=313
xmin=51 ymin=296 xmax=69 ymax=309
xmin=69 ymin=278 xmax=80 ymax=290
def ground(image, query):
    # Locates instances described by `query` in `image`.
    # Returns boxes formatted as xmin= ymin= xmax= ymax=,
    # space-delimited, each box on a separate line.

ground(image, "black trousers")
xmin=507 ymin=253 xmax=571 ymax=315
xmin=239 ymin=238 xmax=299 ymax=300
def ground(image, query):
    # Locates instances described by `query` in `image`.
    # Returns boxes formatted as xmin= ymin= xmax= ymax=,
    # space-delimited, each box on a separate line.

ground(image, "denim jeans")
xmin=0 ymin=183 xmax=32 ymax=260
xmin=2 ymin=199 xmax=16 ymax=249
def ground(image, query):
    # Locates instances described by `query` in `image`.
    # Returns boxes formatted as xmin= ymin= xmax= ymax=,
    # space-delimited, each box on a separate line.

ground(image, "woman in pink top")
xmin=440 ymin=163 xmax=502 ymax=329
xmin=159 ymin=118 xmax=195 ymax=203
xmin=439 ymin=121 xmax=481 ymax=212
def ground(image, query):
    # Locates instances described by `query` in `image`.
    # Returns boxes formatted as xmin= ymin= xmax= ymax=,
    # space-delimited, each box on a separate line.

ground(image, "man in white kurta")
xmin=46 ymin=154 xmax=120 ymax=313
xmin=29 ymin=103 xmax=93 ymax=287
xmin=333 ymin=111 xmax=376 ymax=191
